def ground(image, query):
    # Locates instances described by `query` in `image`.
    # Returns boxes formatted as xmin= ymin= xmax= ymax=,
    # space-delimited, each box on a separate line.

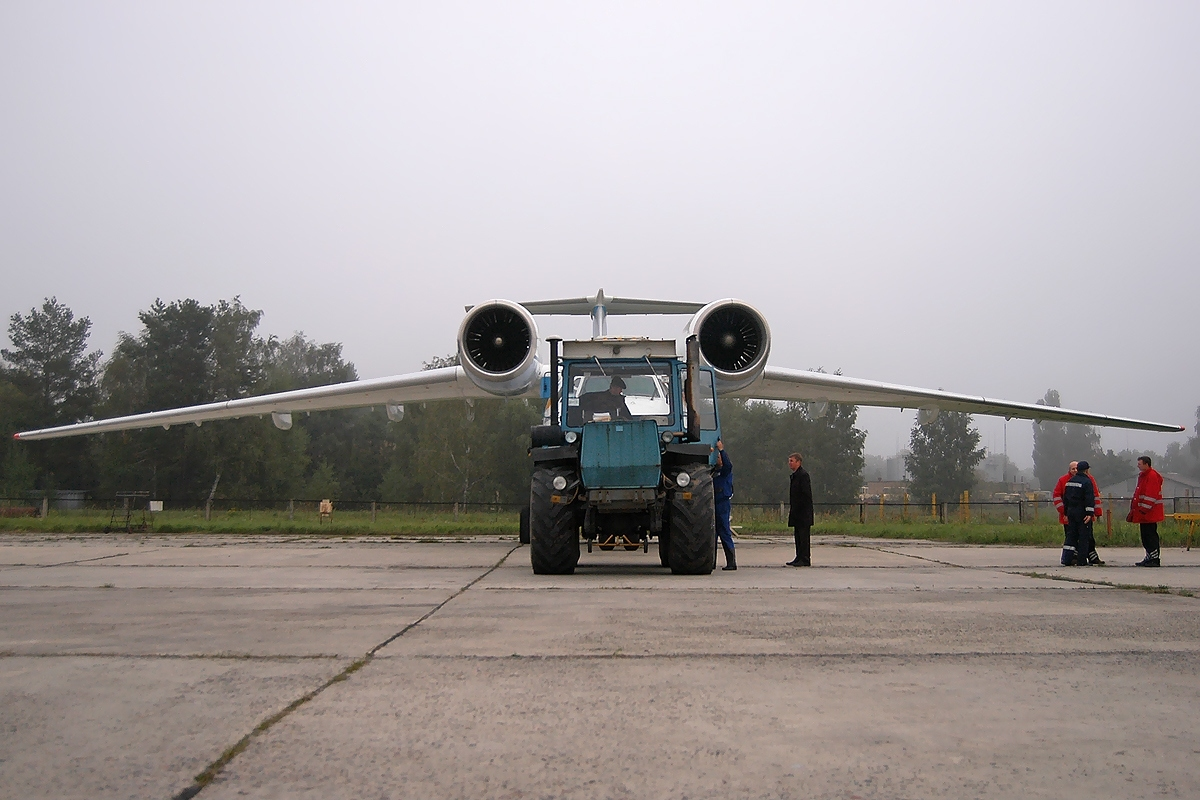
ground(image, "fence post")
xmin=859 ymin=503 xmax=864 ymax=524
xmin=903 ymin=492 xmax=909 ymax=521
xmin=41 ymin=495 xmax=49 ymax=518
xmin=205 ymin=500 xmax=211 ymax=521
xmin=454 ymin=501 xmax=459 ymax=520
xmin=940 ymin=502 xmax=946 ymax=523
xmin=1018 ymin=500 xmax=1023 ymax=524
xmin=931 ymin=492 xmax=937 ymax=520
xmin=371 ymin=501 xmax=377 ymax=523
xmin=879 ymin=494 xmax=884 ymax=522
xmin=288 ymin=499 xmax=294 ymax=521
xmin=1106 ymin=493 xmax=1112 ymax=540
xmin=779 ymin=502 xmax=785 ymax=522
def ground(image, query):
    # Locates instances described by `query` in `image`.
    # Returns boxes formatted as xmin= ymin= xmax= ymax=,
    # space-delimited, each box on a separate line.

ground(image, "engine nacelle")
xmin=684 ymin=299 xmax=771 ymax=392
xmin=457 ymin=300 xmax=541 ymax=396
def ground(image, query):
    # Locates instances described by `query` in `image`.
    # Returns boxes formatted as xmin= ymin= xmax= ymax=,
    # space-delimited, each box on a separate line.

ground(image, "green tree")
xmin=96 ymin=298 xmax=282 ymax=500
xmin=2 ymin=298 xmax=102 ymax=489
xmin=305 ymin=461 xmax=341 ymax=501
xmin=789 ymin=401 xmax=866 ymax=503
xmin=719 ymin=392 xmax=866 ymax=503
xmin=905 ymin=411 xmax=986 ymax=503
xmin=376 ymin=354 xmax=541 ymax=504
xmin=1087 ymin=449 xmax=1139 ymax=488
xmin=1031 ymin=389 xmax=1102 ymax=490
xmin=1163 ymin=405 xmax=1200 ymax=480
xmin=2 ymin=297 xmax=101 ymax=424
xmin=0 ymin=446 xmax=37 ymax=502
xmin=262 ymin=332 xmax=388 ymax=500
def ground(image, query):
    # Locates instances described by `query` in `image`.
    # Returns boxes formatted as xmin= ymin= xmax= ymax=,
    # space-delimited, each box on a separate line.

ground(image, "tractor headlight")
xmin=661 ymin=431 xmax=674 ymax=444
xmin=552 ymin=475 xmax=568 ymax=491
xmin=564 ymin=431 xmax=578 ymax=444
xmin=675 ymin=472 xmax=691 ymax=488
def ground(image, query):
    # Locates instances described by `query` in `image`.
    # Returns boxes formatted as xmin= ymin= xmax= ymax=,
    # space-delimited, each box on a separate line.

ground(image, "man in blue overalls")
xmin=714 ymin=439 xmax=736 ymax=571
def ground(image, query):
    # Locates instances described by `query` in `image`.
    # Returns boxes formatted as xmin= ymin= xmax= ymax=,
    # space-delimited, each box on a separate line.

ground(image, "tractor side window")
xmin=697 ymin=370 xmax=717 ymax=430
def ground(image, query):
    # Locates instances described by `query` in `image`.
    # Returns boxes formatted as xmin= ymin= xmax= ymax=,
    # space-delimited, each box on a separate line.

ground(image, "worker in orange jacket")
xmin=1129 ymin=455 xmax=1165 ymax=567
xmin=1052 ymin=460 xmax=1104 ymax=565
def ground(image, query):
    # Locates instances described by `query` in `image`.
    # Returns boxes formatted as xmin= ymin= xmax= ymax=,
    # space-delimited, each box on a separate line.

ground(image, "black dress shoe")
xmin=786 ymin=559 xmax=803 ymax=567
xmin=1135 ymin=556 xmax=1161 ymax=567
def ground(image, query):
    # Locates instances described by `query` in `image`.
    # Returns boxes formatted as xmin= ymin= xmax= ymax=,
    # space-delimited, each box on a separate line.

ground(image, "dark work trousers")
xmin=715 ymin=498 xmax=735 ymax=553
xmin=1140 ymin=522 xmax=1160 ymax=556
xmin=1065 ymin=521 xmax=1097 ymax=563
xmin=1062 ymin=516 xmax=1087 ymax=565
xmin=1080 ymin=521 xmax=1096 ymax=561
xmin=793 ymin=524 xmax=811 ymax=566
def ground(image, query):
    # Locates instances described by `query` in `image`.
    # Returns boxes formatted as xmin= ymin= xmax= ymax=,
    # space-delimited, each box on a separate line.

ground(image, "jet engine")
xmin=684 ymin=299 xmax=771 ymax=392
xmin=457 ymin=300 xmax=541 ymax=395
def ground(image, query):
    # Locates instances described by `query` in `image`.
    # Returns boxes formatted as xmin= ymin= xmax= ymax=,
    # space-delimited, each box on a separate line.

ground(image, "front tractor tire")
xmin=529 ymin=466 xmax=580 ymax=575
xmin=668 ymin=466 xmax=717 ymax=575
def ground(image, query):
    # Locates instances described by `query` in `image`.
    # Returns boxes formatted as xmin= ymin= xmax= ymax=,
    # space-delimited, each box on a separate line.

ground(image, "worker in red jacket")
xmin=1052 ymin=461 xmax=1105 ymax=565
xmin=1129 ymin=455 xmax=1165 ymax=567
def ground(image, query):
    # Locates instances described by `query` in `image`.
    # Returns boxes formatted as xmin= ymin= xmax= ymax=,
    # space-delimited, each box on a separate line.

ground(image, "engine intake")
xmin=458 ymin=300 xmax=540 ymax=395
xmin=685 ymin=299 xmax=771 ymax=392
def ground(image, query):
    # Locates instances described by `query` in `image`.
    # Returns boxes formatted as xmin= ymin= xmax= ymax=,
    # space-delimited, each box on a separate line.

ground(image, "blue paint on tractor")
xmin=580 ymin=420 xmax=662 ymax=488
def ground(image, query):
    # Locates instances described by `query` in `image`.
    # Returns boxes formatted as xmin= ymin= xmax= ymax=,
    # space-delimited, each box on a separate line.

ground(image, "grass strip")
xmin=3 ymin=509 xmax=1195 ymax=548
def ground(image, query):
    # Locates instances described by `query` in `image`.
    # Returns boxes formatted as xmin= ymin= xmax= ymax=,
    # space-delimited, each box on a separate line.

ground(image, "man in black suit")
xmin=787 ymin=452 xmax=814 ymax=566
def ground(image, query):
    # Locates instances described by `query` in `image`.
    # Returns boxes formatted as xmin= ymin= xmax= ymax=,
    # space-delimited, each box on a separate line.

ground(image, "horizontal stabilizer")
xmin=519 ymin=296 xmax=705 ymax=316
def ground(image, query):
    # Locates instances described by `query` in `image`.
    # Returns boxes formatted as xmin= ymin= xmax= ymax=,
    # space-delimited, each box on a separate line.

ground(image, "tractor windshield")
xmin=566 ymin=362 xmax=674 ymax=426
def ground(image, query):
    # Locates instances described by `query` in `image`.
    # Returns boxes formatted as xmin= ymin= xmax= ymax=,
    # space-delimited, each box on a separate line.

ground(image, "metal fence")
xmin=731 ymin=496 xmax=1200 ymax=525
xmin=0 ymin=496 xmax=526 ymax=521
xmin=3 ymin=494 xmax=1198 ymax=524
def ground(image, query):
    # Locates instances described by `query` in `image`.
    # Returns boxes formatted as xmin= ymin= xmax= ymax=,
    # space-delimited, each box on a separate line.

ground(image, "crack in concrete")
xmin=0 ymin=551 xmax=138 ymax=569
xmin=169 ymin=543 xmax=521 ymax=800
xmin=1014 ymin=570 xmax=1197 ymax=598
xmin=862 ymin=545 xmax=973 ymax=569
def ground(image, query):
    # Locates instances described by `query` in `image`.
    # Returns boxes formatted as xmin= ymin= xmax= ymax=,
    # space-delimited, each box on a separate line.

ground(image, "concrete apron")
xmin=1 ymin=535 xmax=1197 ymax=799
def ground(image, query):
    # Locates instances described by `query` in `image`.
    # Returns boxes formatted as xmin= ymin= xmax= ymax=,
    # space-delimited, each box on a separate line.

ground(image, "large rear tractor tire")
xmin=668 ymin=466 xmax=717 ymax=575
xmin=529 ymin=466 xmax=580 ymax=575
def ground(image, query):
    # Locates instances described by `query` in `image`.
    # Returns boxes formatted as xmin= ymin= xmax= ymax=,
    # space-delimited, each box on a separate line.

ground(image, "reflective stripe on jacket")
xmin=1054 ymin=472 xmax=1102 ymax=524
xmin=1130 ymin=468 xmax=1165 ymax=523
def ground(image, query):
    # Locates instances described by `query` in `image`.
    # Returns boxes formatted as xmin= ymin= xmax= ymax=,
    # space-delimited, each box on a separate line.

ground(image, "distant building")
xmin=863 ymin=480 xmax=911 ymax=500
xmin=24 ymin=489 xmax=88 ymax=510
xmin=975 ymin=452 xmax=1037 ymax=495
xmin=863 ymin=452 xmax=910 ymax=483
xmin=884 ymin=454 xmax=908 ymax=482
xmin=1099 ymin=472 xmax=1200 ymax=505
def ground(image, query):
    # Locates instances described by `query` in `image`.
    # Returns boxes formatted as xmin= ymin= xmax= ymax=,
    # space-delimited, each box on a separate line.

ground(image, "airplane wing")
xmin=731 ymin=366 xmax=1185 ymax=433
xmin=12 ymin=366 xmax=537 ymax=442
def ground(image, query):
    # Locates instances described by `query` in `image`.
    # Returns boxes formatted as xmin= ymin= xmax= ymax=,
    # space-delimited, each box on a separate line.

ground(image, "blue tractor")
xmin=524 ymin=335 xmax=721 ymax=575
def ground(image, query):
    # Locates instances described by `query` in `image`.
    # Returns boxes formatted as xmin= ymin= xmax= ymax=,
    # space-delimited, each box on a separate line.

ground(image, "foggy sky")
xmin=2 ymin=2 xmax=1198 ymax=467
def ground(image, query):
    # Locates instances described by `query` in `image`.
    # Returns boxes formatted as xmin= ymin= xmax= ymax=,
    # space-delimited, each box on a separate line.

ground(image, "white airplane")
xmin=13 ymin=290 xmax=1185 ymax=442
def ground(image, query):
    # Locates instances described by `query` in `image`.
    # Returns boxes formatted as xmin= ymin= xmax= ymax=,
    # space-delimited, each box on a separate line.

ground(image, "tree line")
xmin=1030 ymin=389 xmax=1200 ymax=492
xmin=5 ymin=296 xmax=1195 ymax=507
xmin=0 ymin=297 xmax=541 ymax=504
